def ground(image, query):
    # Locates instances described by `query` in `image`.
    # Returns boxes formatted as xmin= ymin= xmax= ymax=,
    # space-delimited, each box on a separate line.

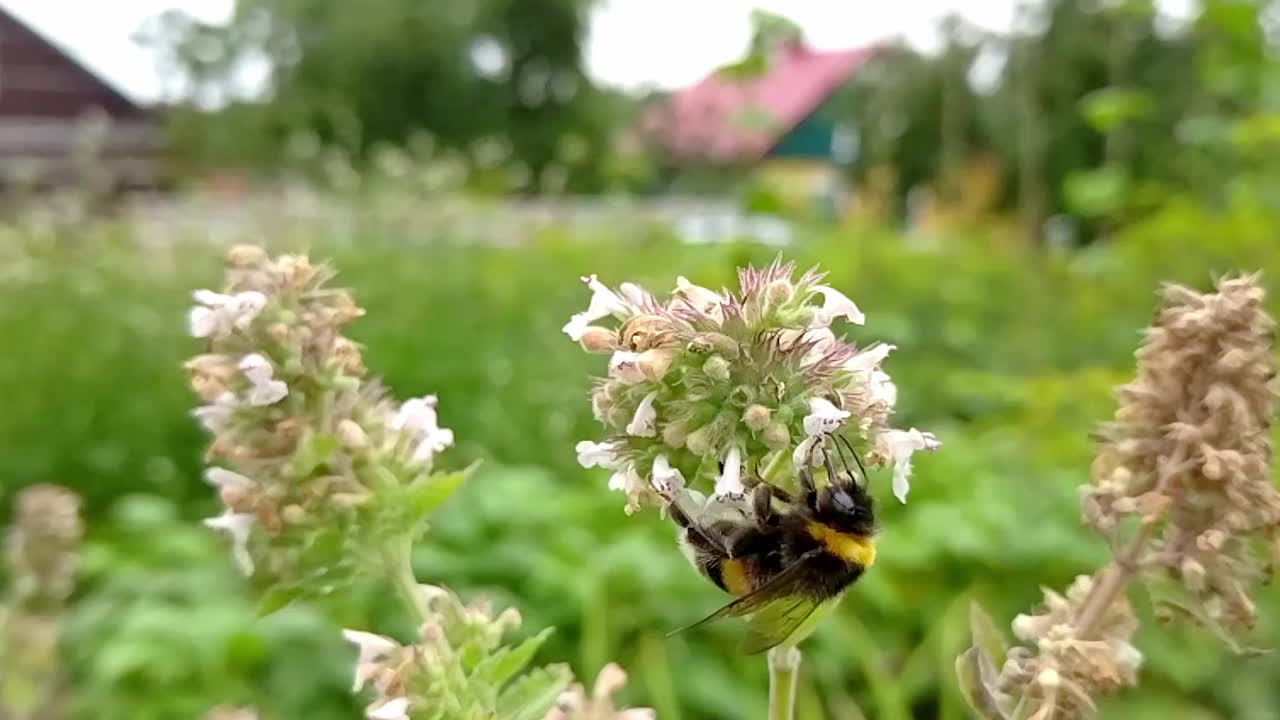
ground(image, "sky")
xmin=0 ymin=0 xmax=1185 ymax=104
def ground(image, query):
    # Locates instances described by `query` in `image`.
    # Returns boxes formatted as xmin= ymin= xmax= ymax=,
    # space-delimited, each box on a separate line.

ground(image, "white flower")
xmin=626 ymin=391 xmax=658 ymax=437
xmin=203 ymin=510 xmax=255 ymax=575
xmin=868 ymin=370 xmax=897 ymax=407
xmin=802 ymin=397 xmax=851 ymax=436
xmin=878 ymin=428 xmax=940 ymax=503
xmin=366 ymin=697 xmax=410 ymax=720
xmin=576 ymin=440 xmax=622 ymax=469
xmin=650 ymin=454 xmax=686 ymax=495
xmin=238 ymin=354 xmax=288 ymax=406
xmin=192 ymin=391 xmax=238 ymax=432
xmin=673 ymin=276 xmax=724 ymax=323
xmin=563 ymin=275 xmax=630 ymax=341
xmin=188 ymin=290 xmax=267 ymax=338
xmin=793 ymin=434 xmax=821 ymax=468
xmin=845 ymin=343 xmax=894 ymax=374
xmin=392 ymin=396 xmax=455 ymax=465
xmin=809 ymin=286 xmax=865 ymax=327
xmin=342 ymin=629 xmax=401 ymax=692
xmin=714 ymin=445 xmax=744 ymax=497
xmin=608 ymin=351 xmax=646 ymax=384
xmin=205 ymin=467 xmax=252 ymax=489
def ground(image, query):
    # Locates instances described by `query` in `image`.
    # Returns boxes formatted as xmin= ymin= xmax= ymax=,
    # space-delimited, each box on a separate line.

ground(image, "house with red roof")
xmin=640 ymin=39 xmax=875 ymax=215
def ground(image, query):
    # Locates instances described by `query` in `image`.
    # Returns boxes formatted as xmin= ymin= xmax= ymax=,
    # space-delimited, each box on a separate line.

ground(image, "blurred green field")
xmin=4 ymin=191 xmax=1280 ymax=720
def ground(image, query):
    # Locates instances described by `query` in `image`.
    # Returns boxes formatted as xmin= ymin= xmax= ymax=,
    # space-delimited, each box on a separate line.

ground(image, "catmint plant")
xmin=959 ymin=275 xmax=1280 ymax=720
xmin=566 ymin=259 xmax=938 ymax=719
xmin=0 ymin=484 xmax=83 ymax=720
xmin=190 ymin=246 xmax=652 ymax=720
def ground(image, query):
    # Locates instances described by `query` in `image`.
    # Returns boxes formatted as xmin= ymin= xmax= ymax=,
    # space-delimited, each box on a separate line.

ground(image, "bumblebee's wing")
xmin=670 ymin=548 xmax=819 ymax=632
xmin=739 ymin=594 xmax=823 ymax=655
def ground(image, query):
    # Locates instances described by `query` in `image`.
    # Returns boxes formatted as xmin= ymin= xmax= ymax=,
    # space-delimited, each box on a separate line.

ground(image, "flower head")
xmin=568 ymin=259 xmax=937 ymax=513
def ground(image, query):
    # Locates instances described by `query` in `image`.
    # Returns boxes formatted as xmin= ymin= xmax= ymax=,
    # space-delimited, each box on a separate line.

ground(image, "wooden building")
xmin=0 ymin=5 xmax=164 ymax=189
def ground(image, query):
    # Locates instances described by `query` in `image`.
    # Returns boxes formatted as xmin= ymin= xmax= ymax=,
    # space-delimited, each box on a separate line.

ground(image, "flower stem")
xmin=388 ymin=536 xmax=430 ymax=624
xmin=767 ymin=645 xmax=801 ymax=720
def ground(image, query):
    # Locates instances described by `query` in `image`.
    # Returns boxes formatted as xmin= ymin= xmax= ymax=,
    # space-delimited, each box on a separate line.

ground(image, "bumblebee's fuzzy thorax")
xmin=804 ymin=522 xmax=877 ymax=569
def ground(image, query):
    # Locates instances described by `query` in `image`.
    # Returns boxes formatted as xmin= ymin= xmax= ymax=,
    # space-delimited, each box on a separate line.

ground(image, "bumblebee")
xmin=666 ymin=439 xmax=876 ymax=654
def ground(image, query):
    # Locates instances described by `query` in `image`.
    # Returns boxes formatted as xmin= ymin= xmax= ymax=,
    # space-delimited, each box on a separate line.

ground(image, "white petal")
xmin=193 ymin=289 xmax=233 ymax=306
xmin=188 ymin=306 xmax=220 ymax=338
xmin=811 ymin=286 xmax=865 ymax=326
xmin=411 ymin=427 xmax=455 ymax=464
xmin=799 ymin=328 xmax=837 ymax=366
xmin=626 ymin=392 xmax=658 ymax=437
xmin=342 ymin=629 xmax=400 ymax=664
xmin=618 ymin=282 xmax=647 ymax=306
xmin=607 ymin=465 xmax=641 ymax=492
xmin=792 ymin=434 xmax=821 ymax=468
xmin=204 ymin=511 xmax=255 ymax=575
xmin=229 ymin=291 xmax=267 ymax=329
xmin=880 ymin=428 xmax=940 ymax=503
xmin=673 ymin=276 xmax=724 ymax=322
xmin=845 ymin=344 xmax=895 ymax=374
xmin=246 ymin=379 xmax=288 ymax=406
xmin=650 ymin=454 xmax=685 ymax=495
xmin=576 ymin=440 xmax=621 ymax=469
xmin=192 ymin=393 xmax=237 ymax=432
xmin=714 ymin=446 xmax=744 ymax=497
xmin=802 ymin=397 xmax=851 ymax=436
xmin=608 ymin=351 xmax=646 ymax=384
xmin=868 ymin=370 xmax=897 ymax=408
xmin=238 ymin=353 xmax=276 ymax=385
xmin=562 ymin=314 xmax=592 ymax=342
xmin=205 ymin=467 xmax=252 ymax=488
xmin=391 ymin=396 xmax=439 ymax=433
xmin=564 ymin=275 xmax=628 ymax=340
xmin=367 ymin=697 xmax=410 ymax=720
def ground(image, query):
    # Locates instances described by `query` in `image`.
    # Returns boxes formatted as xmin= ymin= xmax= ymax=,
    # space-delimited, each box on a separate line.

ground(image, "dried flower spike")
xmin=567 ymin=259 xmax=938 ymax=515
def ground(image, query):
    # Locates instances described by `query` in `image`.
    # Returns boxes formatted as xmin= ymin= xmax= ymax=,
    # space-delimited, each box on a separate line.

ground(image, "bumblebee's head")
xmin=814 ymin=481 xmax=876 ymax=536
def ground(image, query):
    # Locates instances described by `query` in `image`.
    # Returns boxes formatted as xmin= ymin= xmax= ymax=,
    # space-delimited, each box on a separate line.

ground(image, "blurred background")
xmin=2 ymin=0 xmax=1280 ymax=718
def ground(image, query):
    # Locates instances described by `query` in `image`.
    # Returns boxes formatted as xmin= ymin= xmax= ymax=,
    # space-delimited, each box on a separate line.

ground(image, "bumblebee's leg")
xmin=668 ymin=501 xmax=734 ymax=556
xmin=752 ymin=483 xmax=779 ymax=529
xmin=797 ymin=465 xmax=818 ymax=511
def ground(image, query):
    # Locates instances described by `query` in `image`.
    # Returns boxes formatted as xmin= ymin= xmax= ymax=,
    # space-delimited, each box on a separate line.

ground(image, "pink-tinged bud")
xmin=268 ymin=323 xmax=290 ymax=343
xmin=685 ymin=427 xmax=712 ymax=456
xmin=578 ymin=326 xmax=617 ymax=353
xmin=639 ymin=348 xmax=677 ymax=380
xmin=332 ymin=337 xmax=366 ymax=376
xmin=702 ymin=355 xmax=730 ymax=382
xmin=277 ymin=254 xmax=316 ymax=286
xmin=687 ymin=332 xmax=739 ymax=358
xmin=762 ymin=423 xmax=790 ymax=450
xmin=743 ymin=404 xmax=771 ymax=432
xmin=225 ymin=244 xmax=268 ymax=268
xmin=337 ymin=419 xmax=370 ymax=450
xmin=219 ymin=484 xmax=252 ymax=511
xmin=619 ymin=315 xmax=676 ymax=352
xmin=591 ymin=390 xmax=612 ymax=421
xmin=281 ymin=504 xmax=307 ymax=525
xmin=765 ymin=279 xmax=793 ymax=304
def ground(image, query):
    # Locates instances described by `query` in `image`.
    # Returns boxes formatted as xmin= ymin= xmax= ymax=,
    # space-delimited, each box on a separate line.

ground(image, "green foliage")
xmin=4 ymin=189 xmax=1280 ymax=717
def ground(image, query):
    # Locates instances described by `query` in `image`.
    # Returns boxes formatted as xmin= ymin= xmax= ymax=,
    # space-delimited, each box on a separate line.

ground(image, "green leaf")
xmin=256 ymin=586 xmax=304 ymax=617
xmin=1080 ymin=87 xmax=1154 ymax=132
xmin=969 ymin=601 xmax=1008 ymax=666
xmin=955 ymin=647 xmax=1008 ymax=720
xmin=496 ymin=663 xmax=573 ymax=720
xmin=1064 ymin=167 xmax=1130 ymax=218
xmin=408 ymin=461 xmax=479 ymax=520
xmin=477 ymin=627 xmax=554 ymax=689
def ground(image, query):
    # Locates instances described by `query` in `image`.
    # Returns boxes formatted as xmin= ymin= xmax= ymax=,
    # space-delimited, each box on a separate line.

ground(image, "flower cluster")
xmin=5 ymin=484 xmax=83 ymax=608
xmin=1083 ymin=275 xmax=1280 ymax=637
xmin=1 ymin=485 xmax=82 ymax=719
xmin=995 ymin=576 xmax=1141 ymax=718
xmin=188 ymin=246 xmax=463 ymax=591
xmin=959 ymin=275 xmax=1280 ymax=720
xmin=567 ymin=260 xmax=937 ymax=514
xmin=341 ymin=585 xmax=619 ymax=720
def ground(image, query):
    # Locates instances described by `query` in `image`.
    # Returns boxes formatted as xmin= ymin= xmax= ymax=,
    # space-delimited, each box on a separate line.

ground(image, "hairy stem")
xmin=388 ymin=536 xmax=430 ymax=624
xmin=1074 ymin=447 xmax=1186 ymax=638
xmin=767 ymin=645 xmax=801 ymax=720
